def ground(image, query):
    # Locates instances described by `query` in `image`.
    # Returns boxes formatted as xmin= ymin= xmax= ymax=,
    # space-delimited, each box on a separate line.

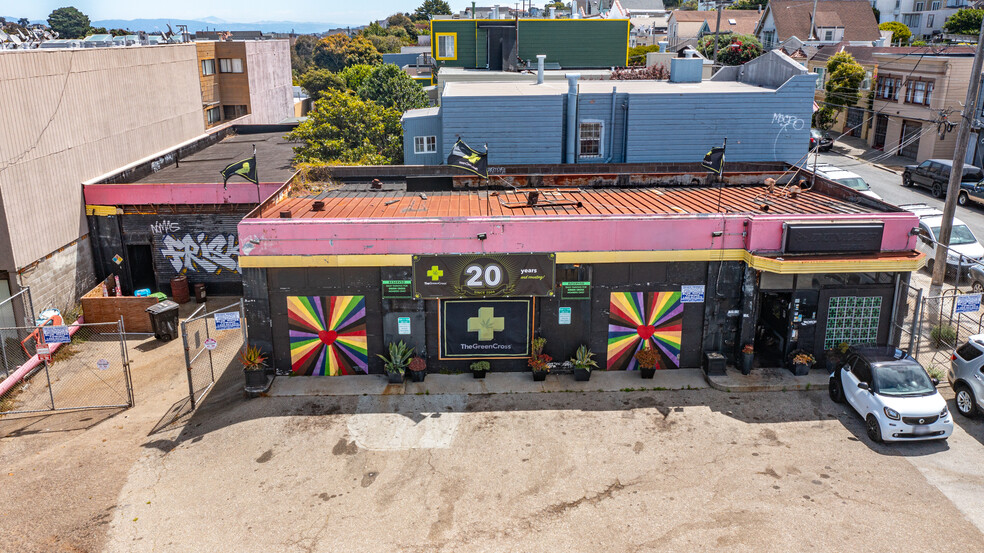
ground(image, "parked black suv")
xmin=902 ymin=159 xmax=984 ymax=198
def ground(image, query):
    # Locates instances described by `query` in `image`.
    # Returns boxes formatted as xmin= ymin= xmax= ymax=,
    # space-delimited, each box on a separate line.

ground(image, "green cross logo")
xmin=467 ymin=307 xmax=505 ymax=341
xmin=427 ymin=265 xmax=444 ymax=281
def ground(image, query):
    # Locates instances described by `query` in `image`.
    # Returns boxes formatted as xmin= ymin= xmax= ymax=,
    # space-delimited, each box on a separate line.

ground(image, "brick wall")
xmin=17 ymin=236 xmax=97 ymax=318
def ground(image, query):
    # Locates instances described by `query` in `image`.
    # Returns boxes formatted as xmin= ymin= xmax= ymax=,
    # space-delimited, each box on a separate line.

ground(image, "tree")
xmin=369 ymin=34 xmax=404 ymax=54
xmin=872 ymin=6 xmax=880 ymax=22
xmin=879 ymin=21 xmax=911 ymax=45
xmin=87 ymin=26 xmax=108 ymax=35
xmin=108 ymin=28 xmax=129 ymax=36
xmin=627 ymin=44 xmax=660 ymax=66
xmin=697 ymin=33 xmax=763 ymax=65
xmin=292 ymin=34 xmax=320 ymax=74
xmin=47 ymin=6 xmax=90 ymax=39
xmin=412 ymin=0 xmax=452 ymax=21
xmin=812 ymin=106 xmax=838 ymax=131
xmin=345 ymin=36 xmax=383 ymax=67
xmin=943 ymin=8 xmax=984 ymax=35
xmin=679 ymin=0 xmax=698 ymax=9
xmin=313 ymin=34 xmax=351 ymax=72
xmin=824 ymin=51 xmax=866 ymax=110
xmin=340 ymin=64 xmax=374 ymax=90
xmin=387 ymin=13 xmax=417 ymax=39
xmin=727 ymin=0 xmax=768 ymax=9
xmin=356 ymin=63 xmax=429 ymax=112
xmin=17 ymin=18 xmax=29 ymax=27
xmin=286 ymin=90 xmax=403 ymax=165
xmin=299 ymin=68 xmax=347 ymax=100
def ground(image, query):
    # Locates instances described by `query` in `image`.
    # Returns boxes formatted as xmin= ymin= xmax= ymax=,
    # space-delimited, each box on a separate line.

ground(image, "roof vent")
xmin=311 ymin=201 xmax=325 ymax=212
xmin=279 ymin=211 xmax=292 ymax=218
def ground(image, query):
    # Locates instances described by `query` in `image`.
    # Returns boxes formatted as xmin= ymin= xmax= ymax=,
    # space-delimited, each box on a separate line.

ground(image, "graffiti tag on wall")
xmin=150 ymin=220 xmax=181 ymax=234
xmin=160 ymin=233 xmax=240 ymax=275
xmin=771 ymin=112 xmax=807 ymax=158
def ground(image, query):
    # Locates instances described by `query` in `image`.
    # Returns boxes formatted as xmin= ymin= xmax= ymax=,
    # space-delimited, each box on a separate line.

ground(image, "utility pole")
xmin=712 ymin=3 xmax=722 ymax=69
xmin=929 ymin=19 xmax=984 ymax=299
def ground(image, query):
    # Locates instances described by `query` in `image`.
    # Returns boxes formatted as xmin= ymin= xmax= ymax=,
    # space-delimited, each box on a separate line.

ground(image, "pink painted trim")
xmin=238 ymin=211 xmax=920 ymax=257
xmin=84 ymin=183 xmax=283 ymax=206
xmin=0 ymin=318 xmax=84 ymax=398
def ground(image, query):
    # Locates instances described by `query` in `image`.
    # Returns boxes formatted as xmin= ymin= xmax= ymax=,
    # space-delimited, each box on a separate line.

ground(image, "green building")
xmin=430 ymin=18 xmax=630 ymax=71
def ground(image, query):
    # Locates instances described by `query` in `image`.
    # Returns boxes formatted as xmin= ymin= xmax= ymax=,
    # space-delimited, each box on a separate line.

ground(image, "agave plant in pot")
xmin=407 ymin=356 xmax=427 ymax=382
xmin=240 ymin=345 xmax=268 ymax=389
xmin=570 ymin=344 xmax=597 ymax=382
xmin=634 ymin=345 xmax=660 ymax=379
xmin=470 ymin=360 xmax=490 ymax=379
xmin=528 ymin=337 xmax=551 ymax=382
xmin=378 ymin=341 xmax=414 ymax=384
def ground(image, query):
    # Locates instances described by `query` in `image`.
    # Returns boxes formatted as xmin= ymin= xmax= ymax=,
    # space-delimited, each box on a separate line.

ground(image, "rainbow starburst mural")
xmin=287 ymin=296 xmax=368 ymax=376
xmin=607 ymin=292 xmax=683 ymax=370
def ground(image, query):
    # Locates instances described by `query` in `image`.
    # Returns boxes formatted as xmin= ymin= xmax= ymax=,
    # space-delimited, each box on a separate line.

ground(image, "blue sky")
xmin=9 ymin=1 xmax=514 ymax=25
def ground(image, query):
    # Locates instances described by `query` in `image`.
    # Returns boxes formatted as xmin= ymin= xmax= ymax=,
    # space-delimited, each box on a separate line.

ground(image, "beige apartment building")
xmin=868 ymin=46 xmax=975 ymax=161
xmin=0 ymin=40 xmax=291 ymax=319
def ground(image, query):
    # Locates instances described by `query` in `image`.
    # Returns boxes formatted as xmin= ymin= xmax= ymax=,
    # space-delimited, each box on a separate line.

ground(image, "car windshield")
xmin=873 ymin=363 xmax=936 ymax=396
xmin=930 ymin=224 xmax=977 ymax=245
xmin=811 ymin=129 xmax=823 ymax=139
xmin=836 ymin=177 xmax=870 ymax=191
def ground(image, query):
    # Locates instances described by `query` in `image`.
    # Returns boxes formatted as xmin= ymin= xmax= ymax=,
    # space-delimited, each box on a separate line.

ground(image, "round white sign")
xmin=204 ymin=338 xmax=218 ymax=350
xmin=96 ymin=359 xmax=110 ymax=371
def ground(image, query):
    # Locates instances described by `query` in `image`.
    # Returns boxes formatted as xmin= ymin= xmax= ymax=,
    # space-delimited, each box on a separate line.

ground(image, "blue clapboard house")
xmin=402 ymin=51 xmax=817 ymax=167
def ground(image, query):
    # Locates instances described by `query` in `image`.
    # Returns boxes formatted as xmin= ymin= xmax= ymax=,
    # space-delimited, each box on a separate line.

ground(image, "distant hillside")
xmin=89 ymin=18 xmax=348 ymax=34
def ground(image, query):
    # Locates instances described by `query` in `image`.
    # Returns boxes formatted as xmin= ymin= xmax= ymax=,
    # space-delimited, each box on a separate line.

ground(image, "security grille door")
xmin=846 ymin=107 xmax=864 ymax=138
xmin=874 ymin=115 xmax=888 ymax=149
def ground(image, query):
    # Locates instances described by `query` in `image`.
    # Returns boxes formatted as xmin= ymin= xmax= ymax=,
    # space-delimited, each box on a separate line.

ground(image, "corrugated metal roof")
xmin=259 ymin=186 xmax=877 ymax=220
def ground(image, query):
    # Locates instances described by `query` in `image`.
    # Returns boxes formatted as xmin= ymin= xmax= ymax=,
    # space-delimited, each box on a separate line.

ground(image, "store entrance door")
xmin=755 ymin=292 xmax=792 ymax=367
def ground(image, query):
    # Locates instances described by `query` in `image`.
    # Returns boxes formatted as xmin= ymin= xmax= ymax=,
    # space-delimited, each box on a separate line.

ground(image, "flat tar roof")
xmin=258 ymin=185 xmax=878 ymax=220
xmin=131 ymin=131 xmax=296 ymax=184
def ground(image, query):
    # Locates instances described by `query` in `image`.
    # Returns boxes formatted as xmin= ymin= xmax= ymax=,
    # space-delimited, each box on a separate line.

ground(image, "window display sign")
xmin=413 ymin=254 xmax=555 ymax=299
xmin=382 ymin=279 xmax=413 ymax=299
xmin=560 ymin=281 xmax=591 ymax=300
xmin=440 ymin=299 xmax=532 ymax=358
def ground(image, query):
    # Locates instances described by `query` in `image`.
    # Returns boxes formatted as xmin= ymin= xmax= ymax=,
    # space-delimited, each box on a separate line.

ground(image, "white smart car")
xmin=829 ymin=346 xmax=952 ymax=442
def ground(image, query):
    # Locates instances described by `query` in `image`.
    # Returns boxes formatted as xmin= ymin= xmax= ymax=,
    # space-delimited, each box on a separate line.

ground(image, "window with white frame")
xmin=815 ymin=67 xmax=826 ymax=89
xmin=824 ymin=29 xmax=834 ymax=41
xmin=414 ymin=135 xmax=437 ymax=154
xmin=862 ymin=70 xmax=872 ymax=90
xmin=903 ymin=13 xmax=921 ymax=27
xmin=201 ymin=58 xmax=215 ymax=76
xmin=437 ymin=34 xmax=456 ymax=59
xmin=914 ymin=1 xmax=925 ymax=10
xmin=931 ymin=0 xmax=941 ymax=9
xmin=219 ymin=58 xmax=244 ymax=73
xmin=578 ymin=121 xmax=603 ymax=158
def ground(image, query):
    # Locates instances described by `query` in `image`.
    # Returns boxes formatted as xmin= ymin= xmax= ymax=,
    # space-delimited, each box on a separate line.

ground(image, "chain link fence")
xmin=0 ymin=288 xmax=35 ymax=379
xmin=915 ymin=290 xmax=984 ymax=377
xmin=0 ymin=321 xmax=132 ymax=417
xmin=181 ymin=300 xmax=246 ymax=409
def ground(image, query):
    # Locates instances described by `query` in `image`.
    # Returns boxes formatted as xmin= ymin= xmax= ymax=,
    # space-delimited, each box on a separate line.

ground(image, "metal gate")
xmin=181 ymin=300 xmax=246 ymax=409
xmin=874 ymin=114 xmax=888 ymax=149
xmin=0 ymin=319 xmax=133 ymax=417
xmin=894 ymin=280 xmax=923 ymax=356
xmin=900 ymin=120 xmax=922 ymax=159
xmin=845 ymin=107 xmax=864 ymax=138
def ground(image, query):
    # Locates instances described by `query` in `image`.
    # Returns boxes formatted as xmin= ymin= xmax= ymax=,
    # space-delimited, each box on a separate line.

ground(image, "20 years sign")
xmin=412 ymin=254 xmax=556 ymax=299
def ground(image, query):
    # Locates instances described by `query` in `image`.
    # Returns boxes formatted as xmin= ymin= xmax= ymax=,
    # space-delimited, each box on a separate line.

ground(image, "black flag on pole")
xmin=447 ymin=139 xmax=489 ymax=178
xmin=701 ymin=144 xmax=725 ymax=175
xmin=221 ymin=155 xmax=258 ymax=188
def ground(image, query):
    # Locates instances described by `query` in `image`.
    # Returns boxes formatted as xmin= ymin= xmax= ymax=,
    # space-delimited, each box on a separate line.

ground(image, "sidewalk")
xmin=828 ymin=135 xmax=913 ymax=174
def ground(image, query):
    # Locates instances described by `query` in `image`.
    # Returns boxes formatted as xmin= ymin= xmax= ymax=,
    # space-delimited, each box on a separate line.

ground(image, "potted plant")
xmin=528 ymin=337 xmax=551 ymax=381
xmin=634 ymin=345 xmax=659 ymax=379
xmin=407 ymin=356 xmax=427 ymax=382
xmin=377 ymin=341 xmax=414 ymax=383
xmin=240 ymin=345 xmax=268 ymax=388
xmin=741 ymin=344 xmax=754 ymax=375
xmin=570 ymin=344 xmax=597 ymax=381
xmin=470 ymin=361 xmax=490 ymax=379
xmin=825 ymin=341 xmax=850 ymax=370
xmin=791 ymin=351 xmax=815 ymax=376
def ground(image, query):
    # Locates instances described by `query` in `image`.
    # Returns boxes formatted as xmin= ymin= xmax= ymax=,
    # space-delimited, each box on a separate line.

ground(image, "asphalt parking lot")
xmin=2 ymin=333 xmax=984 ymax=553
xmin=82 ymin=374 xmax=984 ymax=551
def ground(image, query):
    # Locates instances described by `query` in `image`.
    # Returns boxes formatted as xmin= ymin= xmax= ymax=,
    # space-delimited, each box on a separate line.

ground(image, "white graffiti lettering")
xmin=150 ymin=220 xmax=181 ymax=234
xmin=160 ymin=233 xmax=240 ymax=274
xmin=772 ymin=112 xmax=805 ymax=131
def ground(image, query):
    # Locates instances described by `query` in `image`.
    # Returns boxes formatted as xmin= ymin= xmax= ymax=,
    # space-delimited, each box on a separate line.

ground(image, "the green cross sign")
xmin=467 ymin=307 xmax=505 ymax=341
xmin=427 ymin=265 xmax=444 ymax=281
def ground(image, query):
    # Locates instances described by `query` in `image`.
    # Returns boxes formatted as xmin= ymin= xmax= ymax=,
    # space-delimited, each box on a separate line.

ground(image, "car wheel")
xmin=973 ymin=281 xmax=984 ymax=293
xmin=932 ymin=183 xmax=944 ymax=198
xmin=866 ymin=414 xmax=883 ymax=443
xmin=926 ymin=258 xmax=935 ymax=274
xmin=954 ymin=384 xmax=980 ymax=418
xmin=902 ymin=173 xmax=913 ymax=187
xmin=828 ymin=373 xmax=845 ymax=403
xmin=959 ymin=191 xmax=969 ymax=206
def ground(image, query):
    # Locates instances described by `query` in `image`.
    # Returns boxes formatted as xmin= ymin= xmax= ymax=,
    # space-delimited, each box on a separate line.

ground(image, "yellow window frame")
xmin=435 ymin=32 xmax=457 ymax=60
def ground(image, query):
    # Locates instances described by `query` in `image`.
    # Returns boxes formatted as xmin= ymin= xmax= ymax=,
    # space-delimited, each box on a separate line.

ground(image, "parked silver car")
xmin=949 ymin=336 xmax=984 ymax=417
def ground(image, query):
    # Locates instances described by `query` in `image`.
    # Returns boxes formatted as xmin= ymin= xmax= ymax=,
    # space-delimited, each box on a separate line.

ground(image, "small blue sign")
xmin=955 ymin=293 xmax=982 ymax=314
xmin=41 ymin=325 xmax=71 ymax=344
xmin=681 ymin=285 xmax=705 ymax=303
xmin=214 ymin=312 xmax=241 ymax=331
